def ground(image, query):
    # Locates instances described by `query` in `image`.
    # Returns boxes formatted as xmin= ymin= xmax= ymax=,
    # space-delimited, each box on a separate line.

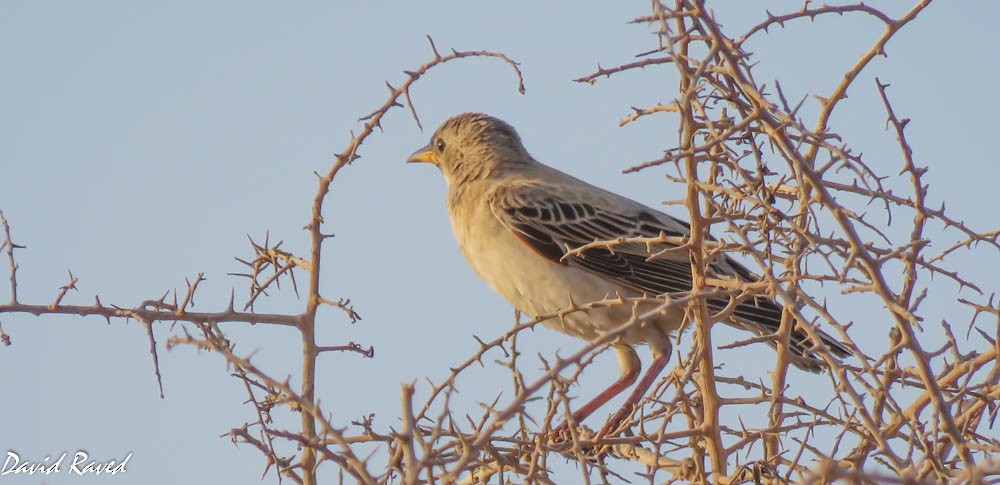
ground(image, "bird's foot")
xmin=546 ymin=421 xmax=620 ymax=458
xmin=547 ymin=420 xmax=582 ymax=445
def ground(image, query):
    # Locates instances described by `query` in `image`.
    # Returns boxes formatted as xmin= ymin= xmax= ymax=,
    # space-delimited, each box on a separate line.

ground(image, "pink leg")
xmin=598 ymin=353 xmax=669 ymax=437
xmin=554 ymin=347 xmax=640 ymax=435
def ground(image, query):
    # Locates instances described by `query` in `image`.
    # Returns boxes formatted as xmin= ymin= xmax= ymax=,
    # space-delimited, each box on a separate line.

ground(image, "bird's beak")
xmin=406 ymin=144 xmax=436 ymax=164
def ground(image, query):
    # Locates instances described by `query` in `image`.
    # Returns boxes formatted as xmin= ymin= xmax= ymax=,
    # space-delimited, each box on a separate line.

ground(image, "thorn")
xmin=426 ymin=35 xmax=440 ymax=58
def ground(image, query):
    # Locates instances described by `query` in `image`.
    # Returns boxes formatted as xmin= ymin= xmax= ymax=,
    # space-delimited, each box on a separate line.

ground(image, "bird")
xmin=407 ymin=112 xmax=849 ymax=436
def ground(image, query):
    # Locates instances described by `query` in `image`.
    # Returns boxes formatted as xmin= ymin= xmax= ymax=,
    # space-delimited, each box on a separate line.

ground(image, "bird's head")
xmin=407 ymin=113 xmax=531 ymax=184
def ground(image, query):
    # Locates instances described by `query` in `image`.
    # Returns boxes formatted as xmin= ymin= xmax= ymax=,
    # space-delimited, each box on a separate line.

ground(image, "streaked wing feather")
xmin=490 ymin=187 xmax=695 ymax=296
xmin=489 ymin=185 xmax=851 ymax=364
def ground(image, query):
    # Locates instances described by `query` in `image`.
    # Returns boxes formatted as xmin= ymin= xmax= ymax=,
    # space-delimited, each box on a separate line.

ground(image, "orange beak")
xmin=406 ymin=144 xmax=436 ymax=164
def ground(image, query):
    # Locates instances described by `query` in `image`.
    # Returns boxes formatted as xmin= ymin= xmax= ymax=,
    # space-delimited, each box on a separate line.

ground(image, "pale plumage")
xmin=409 ymin=112 xmax=848 ymax=433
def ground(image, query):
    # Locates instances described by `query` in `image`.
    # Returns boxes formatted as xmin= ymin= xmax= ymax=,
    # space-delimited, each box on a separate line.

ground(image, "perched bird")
xmin=408 ymin=112 xmax=849 ymax=434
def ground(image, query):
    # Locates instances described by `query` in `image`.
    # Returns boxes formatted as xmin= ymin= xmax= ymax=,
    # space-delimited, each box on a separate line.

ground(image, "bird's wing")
xmin=488 ymin=181 xmax=851 ymax=364
xmin=488 ymin=182 xmax=785 ymax=327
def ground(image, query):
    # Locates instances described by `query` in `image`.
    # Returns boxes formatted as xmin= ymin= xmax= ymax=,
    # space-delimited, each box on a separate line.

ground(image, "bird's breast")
xmin=447 ymin=196 xmax=648 ymax=341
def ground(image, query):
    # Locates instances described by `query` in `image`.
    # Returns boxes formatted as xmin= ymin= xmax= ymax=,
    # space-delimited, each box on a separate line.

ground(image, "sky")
xmin=1 ymin=2 xmax=998 ymax=484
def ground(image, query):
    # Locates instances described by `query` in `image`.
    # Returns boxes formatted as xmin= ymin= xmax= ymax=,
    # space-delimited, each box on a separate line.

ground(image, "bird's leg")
xmin=552 ymin=347 xmax=640 ymax=439
xmin=596 ymin=352 xmax=669 ymax=439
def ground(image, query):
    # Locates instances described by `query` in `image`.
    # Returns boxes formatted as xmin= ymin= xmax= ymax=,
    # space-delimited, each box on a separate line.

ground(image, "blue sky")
xmin=2 ymin=2 xmax=997 ymax=483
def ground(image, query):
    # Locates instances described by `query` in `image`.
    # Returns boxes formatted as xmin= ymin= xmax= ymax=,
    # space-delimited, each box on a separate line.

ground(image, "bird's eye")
xmin=435 ymin=138 xmax=446 ymax=151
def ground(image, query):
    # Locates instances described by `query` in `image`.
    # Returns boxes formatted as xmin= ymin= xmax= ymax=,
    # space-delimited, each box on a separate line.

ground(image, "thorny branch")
xmin=2 ymin=2 xmax=998 ymax=484
xmin=0 ymin=37 xmax=527 ymax=485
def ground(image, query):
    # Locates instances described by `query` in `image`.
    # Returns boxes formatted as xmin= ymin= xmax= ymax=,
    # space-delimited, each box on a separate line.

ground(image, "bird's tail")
xmin=716 ymin=297 xmax=851 ymax=372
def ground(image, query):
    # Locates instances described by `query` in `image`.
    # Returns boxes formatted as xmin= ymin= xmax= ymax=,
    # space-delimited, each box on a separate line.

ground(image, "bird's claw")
xmin=547 ymin=421 xmax=582 ymax=445
xmin=546 ymin=421 xmax=621 ymax=458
